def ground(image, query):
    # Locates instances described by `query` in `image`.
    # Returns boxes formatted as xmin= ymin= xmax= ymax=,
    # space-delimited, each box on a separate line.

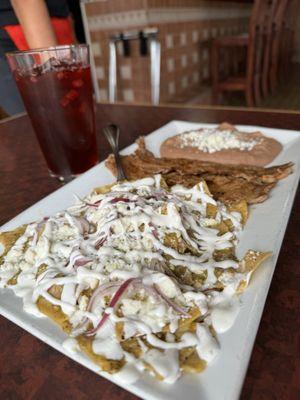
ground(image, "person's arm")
xmin=11 ymin=0 xmax=58 ymax=49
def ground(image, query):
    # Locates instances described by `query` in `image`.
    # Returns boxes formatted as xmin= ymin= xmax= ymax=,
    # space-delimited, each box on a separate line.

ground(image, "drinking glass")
xmin=7 ymin=44 xmax=98 ymax=182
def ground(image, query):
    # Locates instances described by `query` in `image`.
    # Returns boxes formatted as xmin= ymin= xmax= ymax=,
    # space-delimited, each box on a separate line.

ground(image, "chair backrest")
xmin=284 ymin=0 xmax=298 ymax=30
xmin=279 ymin=0 xmax=297 ymax=79
xmin=273 ymin=0 xmax=289 ymax=31
xmin=246 ymin=0 xmax=266 ymax=78
xmin=262 ymin=0 xmax=279 ymax=96
xmin=269 ymin=0 xmax=289 ymax=91
xmin=246 ymin=0 xmax=276 ymax=83
xmin=270 ymin=0 xmax=289 ymax=56
xmin=248 ymin=0 xmax=266 ymax=37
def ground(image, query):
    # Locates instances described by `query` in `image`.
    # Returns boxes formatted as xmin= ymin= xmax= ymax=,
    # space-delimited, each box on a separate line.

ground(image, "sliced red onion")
xmin=151 ymin=191 xmax=167 ymax=201
xmin=110 ymin=197 xmax=131 ymax=204
xmin=37 ymin=216 xmax=49 ymax=229
xmin=85 ymin=278 xmax=137 ymax=336
xmin=67 ymin=248 xmax=92 ymax=269
xmin=202 ymin=287 xmax=222 ymax=294
xmin=197 ymin=312 xmax=209 ymax=323
xmin=68 ymin=215 xmax=90 ymax=236
xmin=94 ymin=235 xmax=107 ymax=250
xmin=130 ymin=279 xmax=159 ymax=299
xmin=78 ymin=216 xmax=90 ymax=235
xmin=30 ymin=230 xmax=38 ymax=246
xmin=72 ymin=282 xmax=123 ymax=336
xmin=68 ymin=249 xmax=81 ymax=266
xmin=85 ymin=199 xmax=102 ymax=208
xmin=74 ymin=257 xmax=93 ymax=268
xmin=153 ymin=284 xmax=190 ymax=317
xmin=149 ymin=222 xmax=159 ymax=238
xmin=87 ymin=281 xmax=123 ymax=312
xmin=113 ymin=278 xmax=189 ymax=318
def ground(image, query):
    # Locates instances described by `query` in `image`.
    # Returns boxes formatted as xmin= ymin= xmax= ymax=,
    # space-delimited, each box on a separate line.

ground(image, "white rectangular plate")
xmin=1 ymin=121 xmax=300 ymax=400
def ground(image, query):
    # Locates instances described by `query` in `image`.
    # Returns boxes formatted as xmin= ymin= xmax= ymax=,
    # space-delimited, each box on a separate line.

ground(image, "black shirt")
xmin=0 ymin=0 xmax=69 ymax=27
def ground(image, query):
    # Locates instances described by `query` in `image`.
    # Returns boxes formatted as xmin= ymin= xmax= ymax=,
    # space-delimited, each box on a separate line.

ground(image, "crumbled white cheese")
xmin=35 ymin=236 xmax=50 ymax=259
xmin=19 ymin=260 xmax=32 ymax=271
xmin=54 ymin=224 xmax=76 ymax=240
xmin=121 ymin=299 xmax=143 ymax=315
xmin=142 ymin=236 xmax=154 ymax=251
xmin=5 ymin=247 xmax=24 ymax=262
xmin=103 ymin=258 xmax=127 ymax=273
xmin=179 ymin=128 xmax=260 ymax=153
xmin=184 ymin=291 xmax=208 ymax=314
xmin=24 ymin=248 xmax=36 ymax=264
xmin=51 ymin=242 xmax=72 ymax=258
xmin=78 ymin=294 xmax=89 ymax=311
xmin=200 ymin=218 xmax=218 ymax=227
xmin=154 ymin=275 xmax=181 ymax=299
xmin=121 ymin=296 xmax=172 ymax=332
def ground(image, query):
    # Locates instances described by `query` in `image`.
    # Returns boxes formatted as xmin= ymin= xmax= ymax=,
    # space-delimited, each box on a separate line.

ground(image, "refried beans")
xmin=160 ymin=123 xmax=282 ymax=166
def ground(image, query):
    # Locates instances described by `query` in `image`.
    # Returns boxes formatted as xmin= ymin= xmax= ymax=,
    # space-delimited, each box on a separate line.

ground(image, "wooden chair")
xmin=269 ymin=0 xmax=289 ymax=94
xmin=211 ymin=0 xmax=274 ymax=107
xmin=279 ymin=0 xmax=297 ymax=84
xmin=262 ymin=0 xmax=278 ymax=98
xmin=252 ymin=0 xmax=271 ymax=106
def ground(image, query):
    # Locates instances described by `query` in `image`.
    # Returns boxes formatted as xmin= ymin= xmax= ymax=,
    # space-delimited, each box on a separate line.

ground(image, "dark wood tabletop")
xmin=0 ymin=103 xmax=299 ymax=400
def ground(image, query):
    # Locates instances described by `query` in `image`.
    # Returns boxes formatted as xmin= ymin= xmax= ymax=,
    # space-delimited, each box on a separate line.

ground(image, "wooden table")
xmin=0 ymin=103 xmax=299 ymax=400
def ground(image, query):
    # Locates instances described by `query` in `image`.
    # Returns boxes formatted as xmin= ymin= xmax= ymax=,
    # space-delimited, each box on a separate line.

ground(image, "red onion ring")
xmin=87 ymin=281 xmax=123 ymax=312
xmin=69 ymin=215 xmax=90 ymax=236
xmin=85 ymin=278 xmax=137 ymax=336
xmin=110 ymin=197 xmax=131 ymax=204
xmin=149 ymin=222 xmax=159 ymax=238
xmin=153 ymin=284 xmax=190 ymax=317
xmin=94 ymin=235 xmax=107 ymax=249
xmin=85 ymin=199 xmax=102 ymax=208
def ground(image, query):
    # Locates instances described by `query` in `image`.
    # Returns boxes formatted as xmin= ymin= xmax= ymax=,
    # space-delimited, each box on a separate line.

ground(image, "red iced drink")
xmin=7 ymin=45 xmax=98 ymax=181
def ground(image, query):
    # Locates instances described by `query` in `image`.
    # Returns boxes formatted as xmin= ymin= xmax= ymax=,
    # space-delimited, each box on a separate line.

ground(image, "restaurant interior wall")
xmin=82 ymin=0 xmax=251 ymax=104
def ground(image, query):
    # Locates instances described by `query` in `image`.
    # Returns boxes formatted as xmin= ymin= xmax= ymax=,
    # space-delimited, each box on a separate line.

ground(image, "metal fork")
xmin=103 ymin=124 xmax=127 ymax=181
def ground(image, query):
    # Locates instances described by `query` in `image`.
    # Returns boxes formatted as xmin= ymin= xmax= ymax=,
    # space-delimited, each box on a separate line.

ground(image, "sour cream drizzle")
xmin=0 ymin=175 xmax=249 ymax=384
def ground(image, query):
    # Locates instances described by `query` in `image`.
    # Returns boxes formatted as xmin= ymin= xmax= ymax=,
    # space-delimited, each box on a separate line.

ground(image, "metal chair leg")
xmin=108 ymin=40 xmax=117 ymax=103
xmin=149 ymin=37 xmax=161 ymax=105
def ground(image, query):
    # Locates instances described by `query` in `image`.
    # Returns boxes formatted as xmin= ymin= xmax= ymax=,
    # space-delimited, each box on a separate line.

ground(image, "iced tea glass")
xmin=7 ymin=44 xmax=98 ymax=182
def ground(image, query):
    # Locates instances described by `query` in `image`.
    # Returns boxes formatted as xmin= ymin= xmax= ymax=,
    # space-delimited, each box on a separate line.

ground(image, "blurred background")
xmin=1 ymin=0 xmax=300 ymax=119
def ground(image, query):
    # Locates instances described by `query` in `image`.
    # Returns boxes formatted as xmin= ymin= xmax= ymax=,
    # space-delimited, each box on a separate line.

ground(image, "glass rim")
xmin=6 ymin=43 xmax=89 ymax=57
